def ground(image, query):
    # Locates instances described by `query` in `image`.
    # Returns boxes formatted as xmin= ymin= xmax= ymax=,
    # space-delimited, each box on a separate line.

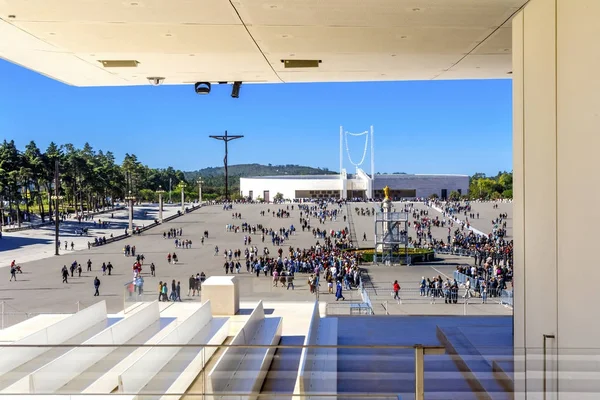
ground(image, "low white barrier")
xmin=158 ymin=318 xmax=230 ymax=400
xmin=293 ymin=301 xmax=321 ymax=396
xmin=0 ymin=301 xmax=107 ymax=376
xmin=118 ymin=301 xmax=213 ymax=394
xmin=3 ymin=301 xmax=159 ymax=394
xmin=207 ymin=301 xmax=282 ymax=400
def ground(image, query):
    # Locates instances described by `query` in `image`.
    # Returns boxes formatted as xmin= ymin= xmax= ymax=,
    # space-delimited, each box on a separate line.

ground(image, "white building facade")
xmin=240 ymin=169 xmax=468 ymax=201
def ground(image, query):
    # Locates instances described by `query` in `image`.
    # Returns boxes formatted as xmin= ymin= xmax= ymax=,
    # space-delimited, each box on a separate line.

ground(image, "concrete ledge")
xmin=0 ymin=301 xmax=107 ymax=376
xmin=308 ymin=317 xmax=338 ymax=400
xmin=207 ymin=301 xmax=283 ymax=400
xmin=3 ymin=301 xmax=158 ymax=394
xmin=158 ymin=317 xmax=230 ymax=400
xmin=294 ymin=301 xmax=320 ymax=396
xmin=82 ymin=317 xmax=180 ymax=394
xmin=117 ymin=301 xmax=213 ymax=394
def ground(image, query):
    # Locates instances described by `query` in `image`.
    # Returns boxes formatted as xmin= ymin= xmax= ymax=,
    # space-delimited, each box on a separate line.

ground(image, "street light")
xmin=179 ymin=182 xmax=187 ymax=213
xmin=50 ymin=194 xmax=64 ymax=255
xmin=51 ymin=160 xmax=62 ymax=256
xmin=196 ymin=177 xmax=204 ymax=204
xmin=156 ymin=186 xmax=165 ymax=223
xmin=124 ymin=190 xmax=136 ymax=233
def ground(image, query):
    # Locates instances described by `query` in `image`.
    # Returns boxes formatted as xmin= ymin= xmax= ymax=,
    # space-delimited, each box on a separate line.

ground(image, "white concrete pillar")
xmin=514 ymin=0 xmax=600 ymax=398
xmin=341 ymin=173 xmax=347 ymax=200
xmin=202 ymin=276 xmax=239 ymax=315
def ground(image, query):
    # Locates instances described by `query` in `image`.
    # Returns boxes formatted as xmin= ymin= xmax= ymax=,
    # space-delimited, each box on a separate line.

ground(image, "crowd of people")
xmin=6 ymin=196 xmax=516 ymax=314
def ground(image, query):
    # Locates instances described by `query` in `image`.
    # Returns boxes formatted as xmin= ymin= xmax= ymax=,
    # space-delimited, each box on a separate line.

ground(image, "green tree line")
xmin=0 ymin=140 xmax=187 ymax=226
xmin=434 ymin=171 xmax=513 ymax=201
xmin=463 ymin=171 xmax=513 ymax=200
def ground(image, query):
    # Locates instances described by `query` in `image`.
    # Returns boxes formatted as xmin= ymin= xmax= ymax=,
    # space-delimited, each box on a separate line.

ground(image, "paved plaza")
xmin=0 ymin=203 xmax=186 ymax=267
xmin=0 ymin=201 xmax=513 ymax=320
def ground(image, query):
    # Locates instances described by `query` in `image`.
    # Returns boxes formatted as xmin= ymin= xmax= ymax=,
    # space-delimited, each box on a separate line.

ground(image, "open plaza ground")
xmin=0 ymin=200 xmax=513 ymax=322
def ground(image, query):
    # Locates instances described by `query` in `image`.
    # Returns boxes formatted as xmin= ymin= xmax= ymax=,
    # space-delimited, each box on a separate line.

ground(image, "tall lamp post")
xmin=179 ymin=182 xmax=187 ymax=213
xmin=156 ymin=186 xmax=165 ymax=223
xmin=50 ymin=194 xmax=63 ymax=255
xmin=196 ymin=177 xmax=204 ymax=204
xmin=51 ymin=160 xmax=62 ymax=256
xmin=125 ymin=190 xmax=136 ymax=233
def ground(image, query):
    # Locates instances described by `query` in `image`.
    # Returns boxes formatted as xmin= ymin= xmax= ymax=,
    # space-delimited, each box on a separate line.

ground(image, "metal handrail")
xmin=543 ymin=333 xmax=556 ymax=400
xmin=0 ymin=343 xmax=446 ymax=349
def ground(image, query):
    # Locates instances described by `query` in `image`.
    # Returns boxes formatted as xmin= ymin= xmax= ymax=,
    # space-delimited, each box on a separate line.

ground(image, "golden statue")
xmin=383 ymin=186 xmax=391 ymax=200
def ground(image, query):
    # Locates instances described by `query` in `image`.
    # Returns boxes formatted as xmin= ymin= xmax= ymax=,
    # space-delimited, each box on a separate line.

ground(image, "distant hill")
xmin=184 ymin=163 xmax=337 ymax=181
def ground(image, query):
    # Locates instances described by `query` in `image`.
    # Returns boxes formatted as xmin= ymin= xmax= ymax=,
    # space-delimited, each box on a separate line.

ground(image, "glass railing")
xmin=0 ymin=343 xmax=446 ymax=400
xmin=0 ymin=342 xmax=594 ymax=399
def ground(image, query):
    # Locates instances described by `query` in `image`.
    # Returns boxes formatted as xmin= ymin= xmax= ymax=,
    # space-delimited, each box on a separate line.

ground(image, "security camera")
xmin=194 ymin=82 xmax=211 ymax=95
xmin=147 ymin=77 xmax=165 ymax=86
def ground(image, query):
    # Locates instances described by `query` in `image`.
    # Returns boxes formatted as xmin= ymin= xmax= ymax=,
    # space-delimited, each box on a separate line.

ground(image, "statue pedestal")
xmin=382 ymin=198 xmax=392 ymax=235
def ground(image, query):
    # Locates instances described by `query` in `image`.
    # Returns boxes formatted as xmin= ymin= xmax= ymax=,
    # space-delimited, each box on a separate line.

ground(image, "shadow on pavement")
xmin=0 ymin=236 xmax=53 ymax=251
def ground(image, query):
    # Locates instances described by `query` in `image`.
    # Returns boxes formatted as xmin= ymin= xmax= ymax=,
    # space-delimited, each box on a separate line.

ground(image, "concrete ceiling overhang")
xmin=0 ymin=0 xmax=526 ymax=86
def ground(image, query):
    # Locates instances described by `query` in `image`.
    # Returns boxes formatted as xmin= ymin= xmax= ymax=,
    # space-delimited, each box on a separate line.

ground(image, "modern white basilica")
xmin=240 ymin=170 xmax=469 ymax=201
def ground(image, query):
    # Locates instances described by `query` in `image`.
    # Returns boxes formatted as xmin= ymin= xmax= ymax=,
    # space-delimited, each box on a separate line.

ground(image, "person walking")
xmin=87 ymin=259 xmax=92 ymax=272
xmin=188 ymin=275 xmax=195 ymax=297
xmin=161 ymin=282 xmax=168 ymax=301
xmin=62 ymin=265 xmax=69 ymax=283
xmin=171 ymin=280 xmax=177 ymax=301
xmin=176 ymin=281 xmax=182 ymax=302
xmin=10 ymin=265 xmax=17 ymax=282
xmin=392 ymin=280 xmax=401 ymax=303
xmin=93 ymin=276 xmax=101 ymax=296
xmin=335 ymin=280 xmax=345 ymax=301
xmin=158 ymin=281 xmax=164 ymax=301
xmin=463 ymin=279 xmax=472 ymax=299
xmin=481 ymin=281 xmax=488 ymax=304
xmin=78 ymin=264 xmax=82 ymax=277
xmin=136 ymin=276 xmax=144 ymax=296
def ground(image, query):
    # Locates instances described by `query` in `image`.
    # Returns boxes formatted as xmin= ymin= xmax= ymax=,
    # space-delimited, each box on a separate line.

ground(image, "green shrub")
xmin=344 ymin=248 xmax=435 ymax=263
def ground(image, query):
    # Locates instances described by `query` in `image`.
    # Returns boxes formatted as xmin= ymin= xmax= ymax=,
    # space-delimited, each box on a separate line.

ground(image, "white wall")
xmin=240 ymin=178 xmax=343 ymax=200
xmin=514 ymin=0 xmax=600 ymax=398
xmin=373 ymin=174 xmax=469 ymax=198
xmin=0 ymin=301 xmax=107 ymax=377
xmin=355 ymin=169 xmax=372 ymax=197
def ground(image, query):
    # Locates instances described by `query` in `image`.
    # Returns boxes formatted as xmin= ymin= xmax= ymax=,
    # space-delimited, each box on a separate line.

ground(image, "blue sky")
xmin=0 ymin=59 xmax=512 ymax=176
